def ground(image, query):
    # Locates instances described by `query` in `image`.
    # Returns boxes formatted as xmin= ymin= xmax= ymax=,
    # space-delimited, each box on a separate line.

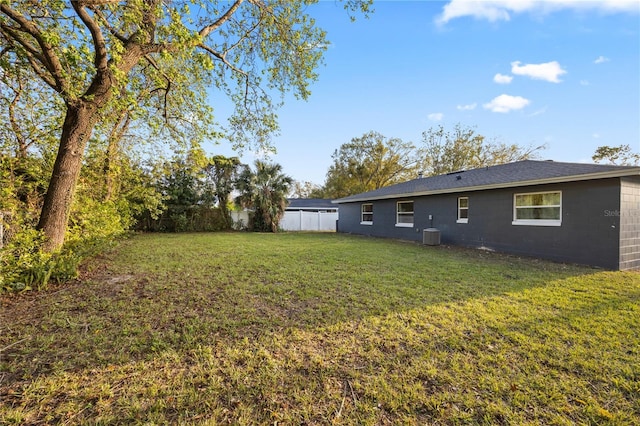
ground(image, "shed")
xmin=281 ymin=199 xmax=338 ymax=232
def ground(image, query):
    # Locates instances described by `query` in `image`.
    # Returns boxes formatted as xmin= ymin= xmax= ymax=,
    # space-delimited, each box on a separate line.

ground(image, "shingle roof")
xmin=334 ymin=160 xmax=640 ymax=204
xmin=287 ymin=198 xmax=336 ymax=209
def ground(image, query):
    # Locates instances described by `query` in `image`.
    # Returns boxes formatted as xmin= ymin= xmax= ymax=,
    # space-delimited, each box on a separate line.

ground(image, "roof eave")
xmin=333 ymin=168 xmax=640 ymax=204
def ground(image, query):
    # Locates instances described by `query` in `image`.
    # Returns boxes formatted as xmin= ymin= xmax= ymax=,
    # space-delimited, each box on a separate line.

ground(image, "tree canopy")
xmin=0 ymin=0 xmax=371 ymax=250
xmin=205 ymin=155 xmax=242 ymax=229
xmin=235 ymin=160 xmax=292 ymax=232
xmin=420 ymin=123 xmax=544 ymax=176
xmin=322 ymin=131 xmax=420 ymax=198
xmin=592 ymin=145 xmax=640 ymax=166
xmin=316 ymin=125 xmax=544 ymax=198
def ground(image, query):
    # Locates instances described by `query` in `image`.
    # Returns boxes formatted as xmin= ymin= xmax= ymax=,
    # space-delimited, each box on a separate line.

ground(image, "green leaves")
xmin=1 ymin=0 xmax=371 ymax=250
xmin=323 ymin=131 xmax=420 ymax=198
xmin=592 ymin=144 xmax=640 ymax=166
xmin=235 ymin=160 xmax=293 ymax=232
xmin=420 ymin=123 xmax=545 ymax=176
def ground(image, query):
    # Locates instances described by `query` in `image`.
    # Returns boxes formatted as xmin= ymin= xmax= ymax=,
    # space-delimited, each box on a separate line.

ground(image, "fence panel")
xmin=281 ymin=211 xmax=338 ymax=232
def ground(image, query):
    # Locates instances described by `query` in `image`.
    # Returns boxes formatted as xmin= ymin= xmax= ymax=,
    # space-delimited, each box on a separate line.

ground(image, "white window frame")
xmin=512 ymin=190 xmax=562 ymax=227
xmin=361 ymin=203 xmax=373 ymax=225
xmin=396 ymin=201 xmax=414 ymax=227
xmin=457 ymin=197 xmax=469 ymax=224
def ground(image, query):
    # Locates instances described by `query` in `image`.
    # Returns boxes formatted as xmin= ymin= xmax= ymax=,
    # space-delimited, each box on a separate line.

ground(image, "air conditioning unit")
xmin=423 ymin=228 xmax=441 ymax=246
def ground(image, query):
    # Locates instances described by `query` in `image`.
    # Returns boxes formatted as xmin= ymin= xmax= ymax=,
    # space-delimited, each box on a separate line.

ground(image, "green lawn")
xmin=1 ymin=232 xmax=639 ymax=425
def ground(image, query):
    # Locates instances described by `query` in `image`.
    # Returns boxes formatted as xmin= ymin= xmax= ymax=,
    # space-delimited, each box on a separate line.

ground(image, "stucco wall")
xmin=619 ymin=177 xmax=640 ymax=270
xmin=337 ymin=179 xmax=623 ymax=269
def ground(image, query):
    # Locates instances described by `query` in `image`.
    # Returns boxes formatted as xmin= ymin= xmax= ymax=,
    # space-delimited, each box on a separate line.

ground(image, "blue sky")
xmin=205 ymin=0 xmax=640 ymax=186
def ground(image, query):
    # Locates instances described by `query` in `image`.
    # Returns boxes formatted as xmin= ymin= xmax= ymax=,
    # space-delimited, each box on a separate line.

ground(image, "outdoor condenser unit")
xmin=423 ymin=228 xmax=441 ymax=246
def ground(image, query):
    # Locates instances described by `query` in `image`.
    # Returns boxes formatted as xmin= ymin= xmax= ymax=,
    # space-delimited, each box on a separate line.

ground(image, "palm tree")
xmin=235 ymin=160 xmax=293 ymax=232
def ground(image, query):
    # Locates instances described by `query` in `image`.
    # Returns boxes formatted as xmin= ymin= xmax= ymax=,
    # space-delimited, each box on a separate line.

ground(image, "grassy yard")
xmin=1 ymin=232 xmax=639 ymax=425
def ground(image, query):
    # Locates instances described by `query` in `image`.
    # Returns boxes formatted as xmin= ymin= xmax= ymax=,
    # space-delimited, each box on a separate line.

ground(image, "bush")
xmin=0 ymin=228 xmax=66 ymax=292
xmin=67 ymin=196 xmax=127 ymax=244
xmin=0 ymin=226 xmax=117 ymax=293
xmin=0 ymin=195 xmax=126 ymax=293
xmin=138 ymin=206 xmax=228 ymax=232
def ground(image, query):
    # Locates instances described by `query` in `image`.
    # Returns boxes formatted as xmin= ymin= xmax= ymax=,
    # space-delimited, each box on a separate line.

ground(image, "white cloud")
xmin=594 ymin=55 xmax=610 ymax=64
xmin=436 ymin=0 xmax=640 ymax=25
xmin=457 ymin=103 xmax=477 ymax=111
xmin=511 ymin=61 xmax=567 ymax=83
xmin=483 ymin=94 xmax=530 ymax=113
xmin=580 ymin=80 xmax=590 ymax=86
xmin=494 ymin=73 xmax=513 ymax=84
xmin=593 ymin=133 xmax=601 ymax=139
xmin=428 ymin=112 xmax=444 ymax=121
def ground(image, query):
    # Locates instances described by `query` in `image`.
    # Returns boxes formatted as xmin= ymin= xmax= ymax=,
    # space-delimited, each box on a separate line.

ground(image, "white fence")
xmin=231 ymin=210 xmax=250 ymax=230
xmin=280 ymin=211 xmax=338 ymax=232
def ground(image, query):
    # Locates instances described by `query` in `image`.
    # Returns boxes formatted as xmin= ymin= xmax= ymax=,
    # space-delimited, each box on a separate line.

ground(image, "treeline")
xmin=0 ymin=1 xmax=372 ymax=292
xmin=0 ymin=146 xmax=292 ymax=292
xmin=301 ymin=128 xmax=640 ymax=200
xmin=297 ymin=124 xmax=545 ymax=199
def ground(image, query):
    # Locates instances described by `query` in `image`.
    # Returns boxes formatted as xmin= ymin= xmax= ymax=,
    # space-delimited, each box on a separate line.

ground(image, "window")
xmin=396 ymin=201 xmax=414 ymax=227
xmin=513 ymin=191 xmax=562 ymax=226
xmin=457 ymin=197 xmax=469 ymax=223
xmin=361 ymin=203 xmax=373 ymax=224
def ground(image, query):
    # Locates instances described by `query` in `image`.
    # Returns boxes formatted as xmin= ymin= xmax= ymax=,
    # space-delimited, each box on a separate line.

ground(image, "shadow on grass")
xmin=3 ymin=232 xmax=631 ymax=424
xmin=1 ymin=233 xmax=595 ymax=379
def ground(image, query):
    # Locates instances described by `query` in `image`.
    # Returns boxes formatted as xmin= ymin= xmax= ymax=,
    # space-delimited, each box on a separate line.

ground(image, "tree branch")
xmin=88 ymin=6 xmax=128 ymax=45
xmin=8 ymin=79 xmax=27 ymax=156
xmin=199 ymin=0 xmax=244 ymax=39
xmin=0 ymin=4 xmax=68 ymax=95
xmin=225 ymin=18 xmax=262 ymax=55
xmin=143 ymin=54 xmax=172 ymax=121
xmin=198 ymin=44 xmax=247 ymax=79
xmin=71 ymin=1 xmax=109 ymax=72
xmin=0 ymin=25 xmax=46 ymax=68
xmin=0 ymin=28 xmax=60 ymax=90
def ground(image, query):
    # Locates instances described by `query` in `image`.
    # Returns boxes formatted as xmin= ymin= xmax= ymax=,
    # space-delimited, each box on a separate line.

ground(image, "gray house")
xmin=333 ymin=160 xmax=640 ymax=270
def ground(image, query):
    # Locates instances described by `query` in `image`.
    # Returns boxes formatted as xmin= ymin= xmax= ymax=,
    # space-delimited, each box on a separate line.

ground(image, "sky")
xmin=203 ymin=0 xmax=640 ymax=186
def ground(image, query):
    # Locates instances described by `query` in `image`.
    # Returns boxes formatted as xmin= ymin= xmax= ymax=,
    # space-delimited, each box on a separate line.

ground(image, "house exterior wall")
xmin=337 ymin=179 xmax=624 ymax=269
xmin=619 ymin=176 xmax=640 ymax=270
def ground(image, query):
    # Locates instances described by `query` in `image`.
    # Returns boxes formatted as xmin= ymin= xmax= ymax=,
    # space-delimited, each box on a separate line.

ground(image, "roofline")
xmin=286 ymin=206 xmax=338 ymax=210
xmin=332 ymin=168 xmax=640 ymax=204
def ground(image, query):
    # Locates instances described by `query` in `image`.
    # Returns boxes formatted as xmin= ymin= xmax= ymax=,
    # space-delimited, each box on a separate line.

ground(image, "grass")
xmin=1 ymin=232 xmax=639 ymax=425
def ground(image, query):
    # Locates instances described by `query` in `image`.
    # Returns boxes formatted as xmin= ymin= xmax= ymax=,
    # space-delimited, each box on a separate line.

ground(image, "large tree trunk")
xmin=37 ymin=101 xmax=98 ymax=252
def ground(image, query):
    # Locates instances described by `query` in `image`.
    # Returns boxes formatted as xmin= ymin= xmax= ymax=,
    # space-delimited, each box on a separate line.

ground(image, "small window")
xmin=513 ymin=191 xmax=562 ymax=226
xmin=361 ymin=203 xmax=373 ymax=224
xmin=457 ymin=197 xmax=469 ymax=223
xmin=396 ymin=201 xmax=414 ymax=227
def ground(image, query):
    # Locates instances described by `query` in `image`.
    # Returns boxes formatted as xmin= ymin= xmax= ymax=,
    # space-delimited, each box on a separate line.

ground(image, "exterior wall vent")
xmin=423 ymin=228 xmax=441 ymax=246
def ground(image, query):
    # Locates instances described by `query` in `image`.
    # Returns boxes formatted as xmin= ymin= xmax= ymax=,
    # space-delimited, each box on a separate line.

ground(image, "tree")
xmin=0 ymin=65 xmax=62 ymax=160
xmin=204 ymin=155 xmax=242 ymax=229
xmin=322 ymin=131 xmax=420 ymax=198
xmin=289 ymin=180 xmax=323 ymax=198
xmin=420 ymin=123 xmax=544 ymax=176
xmin=0 ymin=0 xmax=371 ymax=251
xmin=235 ymin=160 xmax=292 ymax=232
xmin=592 ymin=145 xmax=640 ymax=166
xmin=0 ymin=60 xmax=60 ymax=222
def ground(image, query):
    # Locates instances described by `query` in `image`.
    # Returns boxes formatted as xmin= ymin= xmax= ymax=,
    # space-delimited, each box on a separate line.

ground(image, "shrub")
xmin=0 ymin=226 xmax=117 ymax=293
xmin=1 ymin=228 xmax=54 ymax=292
xmin=0 ymin=195 xmax=126 ymax=293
